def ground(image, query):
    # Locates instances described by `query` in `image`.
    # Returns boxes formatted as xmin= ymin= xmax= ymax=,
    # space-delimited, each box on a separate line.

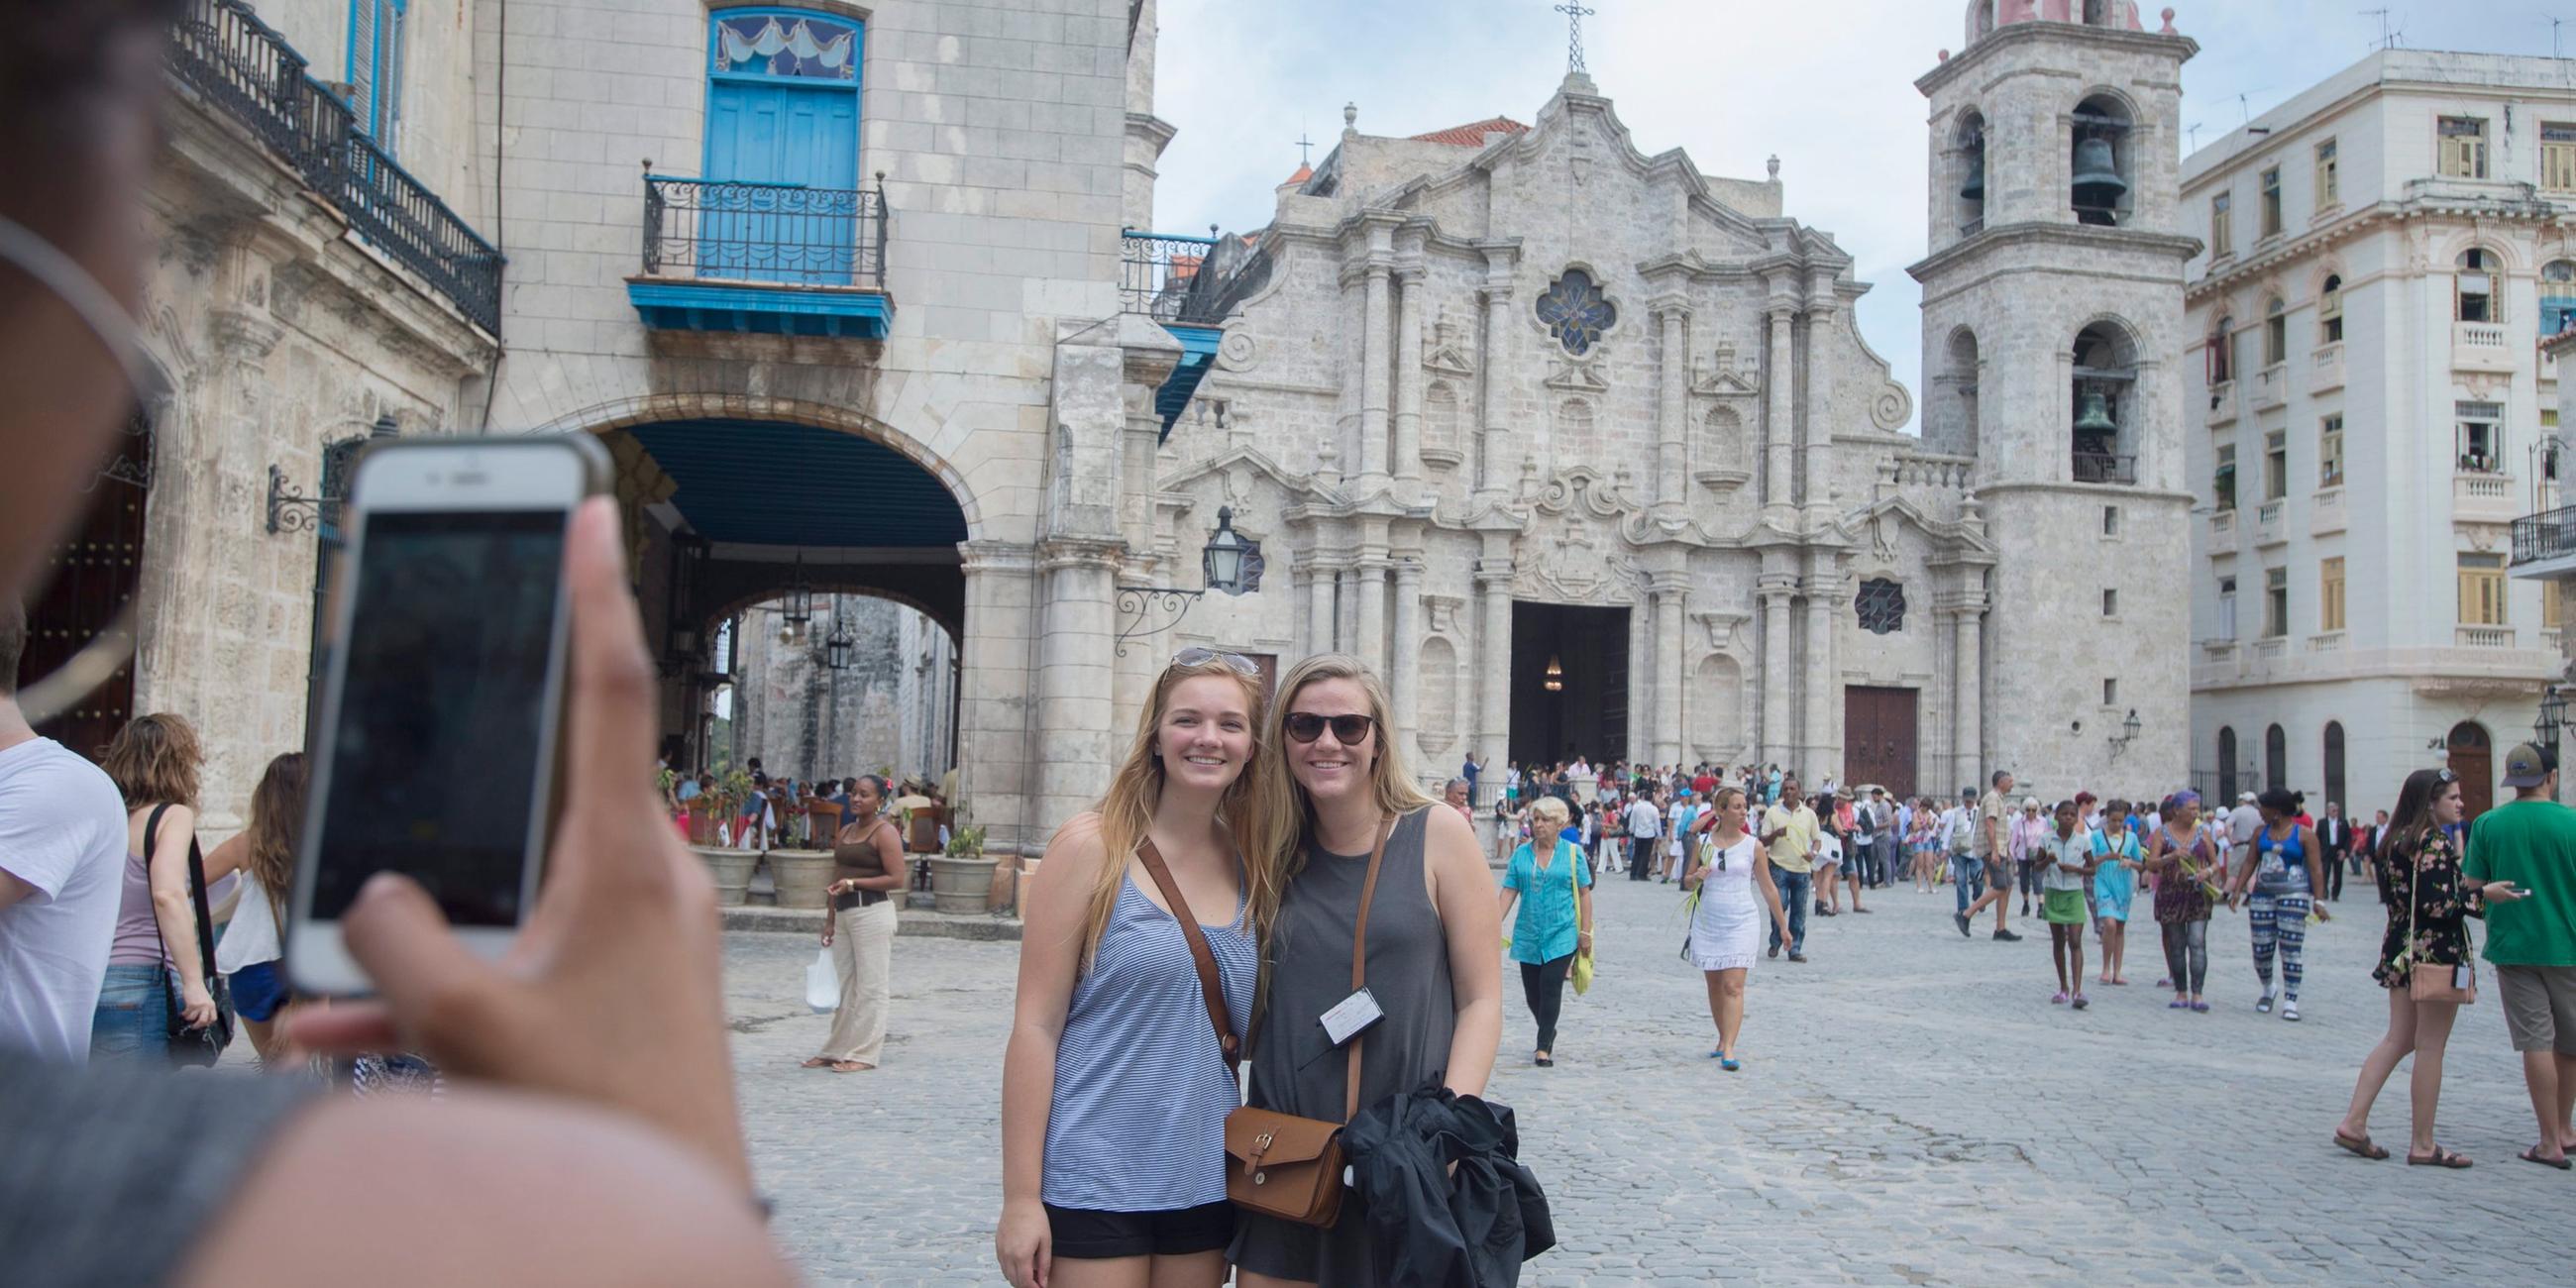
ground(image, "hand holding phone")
xmin=290 ymin=496 xmax=754 ymax=1193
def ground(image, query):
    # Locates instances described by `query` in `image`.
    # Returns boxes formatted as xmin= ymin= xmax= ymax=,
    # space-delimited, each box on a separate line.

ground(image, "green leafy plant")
xmin=944 ymin=824 xmax=987 ymax=858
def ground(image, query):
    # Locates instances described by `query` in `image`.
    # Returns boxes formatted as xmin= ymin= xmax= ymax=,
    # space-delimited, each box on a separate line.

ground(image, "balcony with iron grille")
xmin=168 ymin=0 xmax=502 ymax=335
xmin=1122 ymin=228 xmax=1266 ymax=437
xmin=629 ymin=171 xmax=893 ymax=338
xmin=2513 ymin=502 xmax=2576 ymax=582
xmin=2072 ymin=450 xmax=2136 ymax=485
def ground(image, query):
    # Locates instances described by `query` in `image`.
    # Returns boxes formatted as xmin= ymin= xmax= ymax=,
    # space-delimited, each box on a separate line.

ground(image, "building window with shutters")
xmin=2214 ymin=443 xmax=2237 ymax=511
xmin=2217 ymin=575 xmax=2239 ymax=640
xmin=2264 ymin=430 xmax=2288 ymax=501
xmin=2259 ymin=166 xmax=2283 ymax=238
xmin=2263 ymin=297 xmax=2288 ymax=367
xmin=2438 ymin=116 xmax=2489 ymax=179
xmin=2458 ymin=249 xmax=2499 ymax=322
xmin=2459 ymin=553 xmax=2507 ymax=626
xmin=2265 ymin=566 xmax=2289 ymax=638
xmin=2546 ymin=123 xmax=2576 ymax=191
xmin=2319 ymin=273 xmax=2343 ymax=343
xmin=2457 ymin=401 xmax=2503 ymax=474
xmin=2208 ymin=314 xmax=2236 ymax=383
xmin=2319 ymin=557 xmax=2345 ymax=632
xmin=2546 ymin=580 xmax=2566 ymax=631
xmin=2318 ymin=414 xmax=2344 ymax=487
xmin=346 ymin=0 xmax=408 ymax=152
xmin=2543 ymin=260 xmax=2576 ymax=337
xmin=2314 ymin=138 xmax=2339 ymax=206
xmin=2209 ymin=191 xmax=2234 ymax=259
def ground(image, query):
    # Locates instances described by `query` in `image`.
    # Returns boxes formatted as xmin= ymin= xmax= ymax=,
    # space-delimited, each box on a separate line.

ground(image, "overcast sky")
xmin=1150 ymin=1 xmax=2558 ymax=432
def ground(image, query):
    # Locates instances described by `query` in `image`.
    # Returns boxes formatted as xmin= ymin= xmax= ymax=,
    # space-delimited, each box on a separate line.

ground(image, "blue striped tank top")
xmin=1041 ymin=869 xmax=1255 ymax=1211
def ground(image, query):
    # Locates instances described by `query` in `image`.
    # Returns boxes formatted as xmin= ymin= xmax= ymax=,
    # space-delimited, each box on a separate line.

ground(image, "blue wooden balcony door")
xmin=703 ymin=11 xmax=862 ymax=285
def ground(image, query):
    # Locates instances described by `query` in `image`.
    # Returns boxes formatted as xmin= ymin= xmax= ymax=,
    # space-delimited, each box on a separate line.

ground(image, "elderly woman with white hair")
xmin=1495 ymin=794 xmax=1593 ymax=1068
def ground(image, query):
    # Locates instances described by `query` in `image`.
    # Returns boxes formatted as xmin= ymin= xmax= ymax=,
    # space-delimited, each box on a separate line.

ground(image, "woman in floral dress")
xmin=2147 ymin=792 xmax=2220 ymax=1012
xmin=2332 ymin=768 xmax=2527 ymax=1168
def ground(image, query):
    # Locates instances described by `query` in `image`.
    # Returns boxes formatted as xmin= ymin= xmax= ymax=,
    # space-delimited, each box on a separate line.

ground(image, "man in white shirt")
xmin=1624 ymin=791 xmax=1663 ymax=883
xmin=2226 ymin=791 xmax=2263 ymax=872
xmin=1662 ymin=793 xmax=1698 ymax=883
xmin=0 ymin=602 xmax=131 ymax=1063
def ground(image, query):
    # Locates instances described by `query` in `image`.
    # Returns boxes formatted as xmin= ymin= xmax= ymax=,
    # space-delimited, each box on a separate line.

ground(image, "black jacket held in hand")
xmin=1342 ymin=1081 xmax=1555 ymax=1287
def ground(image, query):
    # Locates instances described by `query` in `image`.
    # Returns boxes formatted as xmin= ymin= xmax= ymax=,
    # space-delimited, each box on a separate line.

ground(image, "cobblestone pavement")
xmin=727 ymin=874 xmax=2569 ymax=1286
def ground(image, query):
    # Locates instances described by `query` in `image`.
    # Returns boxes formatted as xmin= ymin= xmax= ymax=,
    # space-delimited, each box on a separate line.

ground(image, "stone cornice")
xmin=2187 ymin=196 xmax=2564 ymax=304
xmin=1914 ymin=24 xmax=2198 ymax=98
xmin=1909 ymin=221 xmax=2201 ymax=282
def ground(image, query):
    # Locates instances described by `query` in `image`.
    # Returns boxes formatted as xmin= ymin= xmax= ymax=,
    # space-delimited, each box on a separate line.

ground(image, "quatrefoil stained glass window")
xmin=1536 ymin=268 xmax=1617 ymax=355
xmin=1856 ymin=579 xmax=1906 ymax=635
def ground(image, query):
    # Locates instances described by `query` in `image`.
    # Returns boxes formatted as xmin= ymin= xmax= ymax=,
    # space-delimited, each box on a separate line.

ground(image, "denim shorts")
xmin=230 ymin=961 xmax=289 ymax=1022
xmin=89 ymin=962 xmax=172 ymax=1063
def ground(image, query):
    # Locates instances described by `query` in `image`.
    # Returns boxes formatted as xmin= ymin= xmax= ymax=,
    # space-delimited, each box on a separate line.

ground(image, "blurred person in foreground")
xmin=0 ymin=4 xmax=790 ymax=1283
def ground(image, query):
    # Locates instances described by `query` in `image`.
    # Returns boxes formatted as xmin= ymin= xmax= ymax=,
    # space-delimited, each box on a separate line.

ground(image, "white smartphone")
xmin=287 ymin=434 xmax=608 ymax=995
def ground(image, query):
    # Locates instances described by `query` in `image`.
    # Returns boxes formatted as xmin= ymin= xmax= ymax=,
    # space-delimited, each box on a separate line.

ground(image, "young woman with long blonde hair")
xmin=998 ymin=649 xmax=1282 ymax=1288
xmin=87 ymin=712 xmax=213 ymax=1061
xmin=1231 ymin=654 xmax=1501 ymax=1288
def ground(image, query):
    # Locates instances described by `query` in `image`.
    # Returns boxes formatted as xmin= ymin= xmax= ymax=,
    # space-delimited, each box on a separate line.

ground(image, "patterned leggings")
xmin=2159 ymin=918 xmax=2208 ymax=994
xmin=2248 ymin=892 xmax=2312 ymax=1001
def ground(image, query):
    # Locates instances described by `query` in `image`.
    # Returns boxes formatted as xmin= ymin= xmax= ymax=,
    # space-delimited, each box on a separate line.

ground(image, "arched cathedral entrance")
xmin=1508 ymin=601 xmax=1629 ymax=771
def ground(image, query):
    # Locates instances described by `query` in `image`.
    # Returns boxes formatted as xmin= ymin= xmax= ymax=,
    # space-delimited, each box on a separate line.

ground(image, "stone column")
xmin=1354 ymin=558 xmax=1389 ymax=678
xmin=1477 ymin=560 xmax=1514 ymax=765
xmin=1804 ymin=577 xmax=1837 ymax=777
xmin=1391 ymin=558 xmax=1425 ymax=761
xmin=1800 ymin=301 xmax=1838 ymax=508
xmin=1654 ymin=582 xmax=1687 ymax=765
xmin=1475 ymin=255 xmax=1517 ymax=499
xmin=1952 ymin=602 xmax=1985 ymax=796
xmin=1758 ymin=577 xmax=1796 ymax=766
xmin=1393 ymin=266 xmax=1427 ymax=486
xmin=1359 ymin=263 xmax=1393 ymax=484
xmin=1034 ymin=539 xmax=1124 ymax=830
xmin=1654 ymin=300 xmax=1690 ymax=516
xmin=1627 ymin=595 xmax=1654 ymax=765
xmin=1307 ymin=557 xmax=1339 ymax=655
xmin=1763 ymin=305 xmax=1795 ymax=515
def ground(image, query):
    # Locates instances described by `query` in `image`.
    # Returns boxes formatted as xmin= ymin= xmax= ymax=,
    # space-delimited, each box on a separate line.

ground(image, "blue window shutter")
xmin=2544 ymin=296 xmax=2576 ymax=338
xmin=349 ymin=0 xmax=376 ymax=125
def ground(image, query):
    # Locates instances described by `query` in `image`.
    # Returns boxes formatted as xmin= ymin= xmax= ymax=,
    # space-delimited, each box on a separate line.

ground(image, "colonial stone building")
xmin=732 ymin=595 xmax=957 ymax=786
xmin=1156 ymin=2 xmax=2196 ymax=800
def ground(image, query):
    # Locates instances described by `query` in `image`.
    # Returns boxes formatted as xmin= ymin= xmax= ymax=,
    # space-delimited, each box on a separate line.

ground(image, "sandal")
xmin=800 ymin=1056 xmax=831 ymax=1068
xmin=2406 ymin=1146 xmax=2472 ymax=1168
xmin=2332 ymin=1130 xmax=2389 ymax=1160
xmin=2519 ymin=1146 xmax=2573 ymax=1171
xmin=828 ymin=1060 xmax=874 ymax=1073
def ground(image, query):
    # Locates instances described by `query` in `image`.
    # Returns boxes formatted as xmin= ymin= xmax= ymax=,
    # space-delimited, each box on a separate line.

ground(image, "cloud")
xmin=1150 ymin=1 xmax=2558 ymax=434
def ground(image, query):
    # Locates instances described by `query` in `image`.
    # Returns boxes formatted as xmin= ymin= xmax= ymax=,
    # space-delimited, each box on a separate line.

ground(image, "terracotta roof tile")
xmin=1410 ymin=116 xmax=1529 ymax=148
xmin=1284 ymin=161 xmax=1314 ymax=184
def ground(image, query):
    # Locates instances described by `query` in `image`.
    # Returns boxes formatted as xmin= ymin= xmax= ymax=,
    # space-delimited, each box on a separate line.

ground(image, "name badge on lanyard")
xmin=1319 ymin=987 xmax=1384 ymax=1047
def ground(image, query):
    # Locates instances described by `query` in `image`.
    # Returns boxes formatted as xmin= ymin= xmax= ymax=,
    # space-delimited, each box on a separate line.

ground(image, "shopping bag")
xmin=805 ymin=948 xmax=838 ymax=1014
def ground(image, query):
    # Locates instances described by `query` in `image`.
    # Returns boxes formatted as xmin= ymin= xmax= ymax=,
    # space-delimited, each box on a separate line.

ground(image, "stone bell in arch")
xmin=2072 ymin=136 xmax=2127 ymax=221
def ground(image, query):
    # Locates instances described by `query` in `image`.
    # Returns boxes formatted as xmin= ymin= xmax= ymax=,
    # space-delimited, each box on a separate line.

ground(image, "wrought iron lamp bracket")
xmin=1113 ymin=586 xmax=1206 ymax=658
xmin=266 ymin=464 xmax=333 ymax=535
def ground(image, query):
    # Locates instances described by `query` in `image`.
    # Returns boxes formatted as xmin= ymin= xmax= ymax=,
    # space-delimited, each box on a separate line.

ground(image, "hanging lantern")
xmin=2540 ymin=684 xmax=2567 ymax=749
xmin=1203 ymin=506 xmax=1250 ymax=595
xmin=782 ymin=550 xmax=813 ymax=625
xmin=824 ymin=613 xmax=855 ymax=672
xmin=1543 ymin=655 xmax=1564 ymax=694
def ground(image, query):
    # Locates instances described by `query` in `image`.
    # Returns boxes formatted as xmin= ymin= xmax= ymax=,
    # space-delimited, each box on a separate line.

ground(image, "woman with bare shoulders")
xmin=808 ymin=774 xmax=904 ymax=1073
xmin=87 ymin=713 xmax=212 ymax=1061
xmin=997 ymin=649 xmax=1279 ymax=1288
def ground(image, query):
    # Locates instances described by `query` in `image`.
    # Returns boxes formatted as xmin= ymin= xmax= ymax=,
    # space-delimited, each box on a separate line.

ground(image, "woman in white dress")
xmin=1681 ymin=786 xmax=1791 ymax=1070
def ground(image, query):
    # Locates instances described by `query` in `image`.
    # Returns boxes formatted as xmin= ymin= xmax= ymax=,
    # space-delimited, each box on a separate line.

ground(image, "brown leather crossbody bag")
xmin=1135 ymin=817 xmax=1391 ymax=1229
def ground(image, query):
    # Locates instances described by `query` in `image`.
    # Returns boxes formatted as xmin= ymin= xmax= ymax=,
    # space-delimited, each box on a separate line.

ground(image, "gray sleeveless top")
xmin=1233 ymin=806 xmax=1454 ymax=1283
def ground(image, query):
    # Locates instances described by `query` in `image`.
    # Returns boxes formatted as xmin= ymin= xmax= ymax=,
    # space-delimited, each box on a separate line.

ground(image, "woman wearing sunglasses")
xmin=1683 ymin=786 xmax=1791 ymax=1070
xmin=998 ymin=648 xmax=1283 ymax=1288
xmin=1232 ymin=655 xmax=1501 ymax=1288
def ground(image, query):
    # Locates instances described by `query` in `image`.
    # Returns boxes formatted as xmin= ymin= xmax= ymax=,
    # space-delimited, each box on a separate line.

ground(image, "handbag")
xmin=1139 ymin=819 xmax=1391 ymax=1230
xmin=2403 ymin=837 xmax=2478 ymax=1006
xmin=144 ymin=803 xmax=236 ymax=1068
xmin=1566 ymin=841 xmax=1594 ymax=996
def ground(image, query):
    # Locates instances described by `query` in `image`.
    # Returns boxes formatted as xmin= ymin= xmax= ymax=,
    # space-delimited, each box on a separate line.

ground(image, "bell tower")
xmin=1908 ymin=2 xmax=2200 ymax=792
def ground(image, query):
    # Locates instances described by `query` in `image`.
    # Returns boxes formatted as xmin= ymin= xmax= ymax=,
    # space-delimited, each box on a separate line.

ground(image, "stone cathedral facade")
xmin=1154 ymin=4 xmax=2194 ymax=798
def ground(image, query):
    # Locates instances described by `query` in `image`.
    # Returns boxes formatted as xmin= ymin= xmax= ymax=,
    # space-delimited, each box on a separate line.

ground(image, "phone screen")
xmin=307 ymin=508 xmax=568 ymax=926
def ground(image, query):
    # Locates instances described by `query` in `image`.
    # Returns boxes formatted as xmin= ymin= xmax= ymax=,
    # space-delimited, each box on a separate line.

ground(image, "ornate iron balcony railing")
xmin=640 ymin=173 xmax=889 ymax=289
xmin=2513 ymin=503 xmax=2576 ymax=566
xmin=1121 ymin=229 xmax=1221 ymax=322
xmin=170 ymin=0 xmax=502 ymax=334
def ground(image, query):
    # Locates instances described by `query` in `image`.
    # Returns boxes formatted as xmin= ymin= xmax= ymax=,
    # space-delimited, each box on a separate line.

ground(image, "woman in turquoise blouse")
xmin=1495 ymin=794 xmax=1594 ymax=1067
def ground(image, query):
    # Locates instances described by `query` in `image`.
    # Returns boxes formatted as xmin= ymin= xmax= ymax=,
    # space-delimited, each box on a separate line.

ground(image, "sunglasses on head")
xmin=1283 ymin=711 xmax=1377 ymax=745
xmin=1170 ymin=646 xmax=1259 ymax=676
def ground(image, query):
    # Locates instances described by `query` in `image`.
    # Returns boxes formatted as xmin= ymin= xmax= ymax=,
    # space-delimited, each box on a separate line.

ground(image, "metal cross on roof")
xmin=1295 ymin=131 xmax=1315 ymax=164
xmin=1554 ymin=1 xmax=1597 ymax=74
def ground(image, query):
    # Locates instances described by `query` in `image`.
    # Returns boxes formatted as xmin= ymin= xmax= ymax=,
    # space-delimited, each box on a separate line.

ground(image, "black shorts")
xmin=1045 ymin=1200 xmax=1234 ymax=1260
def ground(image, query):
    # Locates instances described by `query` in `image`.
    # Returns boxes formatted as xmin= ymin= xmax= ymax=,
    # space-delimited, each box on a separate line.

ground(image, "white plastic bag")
xmin=805 ymin=948 xmax=839 ymax=1014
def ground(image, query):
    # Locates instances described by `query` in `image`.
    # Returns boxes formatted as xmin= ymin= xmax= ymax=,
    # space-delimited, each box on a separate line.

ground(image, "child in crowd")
xmin=2043 ymin=800 xmax=2098 ymax=1009
xmin=2092 ymin=801 xmax=2144 ymax=986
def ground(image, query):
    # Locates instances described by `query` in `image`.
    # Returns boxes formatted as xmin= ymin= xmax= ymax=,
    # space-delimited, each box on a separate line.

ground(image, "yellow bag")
xmin=1567 ymin=843 xmax=1595 ymax=996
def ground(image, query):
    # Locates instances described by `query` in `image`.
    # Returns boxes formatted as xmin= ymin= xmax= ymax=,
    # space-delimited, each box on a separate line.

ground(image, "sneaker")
xmin=2282 ymin=1001 xmax=2301 ymax=1021
xmin=2052 ymin=991 xmax=2069 ymax=1005
xmin=2257 ymin=995 xmax=2275 ymax=1015
xmin=1954 ymin=912 xmax=1973 ymax=938
xmin=1993 ymin=928 xmax=2023 ymax=942
xmin=2072 ymin=994 xmax=2090 ymax=1011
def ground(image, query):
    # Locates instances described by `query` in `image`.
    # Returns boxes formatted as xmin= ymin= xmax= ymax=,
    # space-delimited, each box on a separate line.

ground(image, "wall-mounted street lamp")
xmin=1115 ymin=506 xmax=1261 ymax=657
xmin=2539 ymin=684 xmax=2567 ymax=756
xmin=2106 ymin=707 xmax=2143 ymax=759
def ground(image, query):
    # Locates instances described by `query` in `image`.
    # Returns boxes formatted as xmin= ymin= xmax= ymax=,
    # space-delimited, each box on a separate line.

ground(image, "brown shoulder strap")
xmin=1344 ymin=813 xmax=1395 ymax=1124
xmin=1133 ymin=838 xmax=1239 ymax=1071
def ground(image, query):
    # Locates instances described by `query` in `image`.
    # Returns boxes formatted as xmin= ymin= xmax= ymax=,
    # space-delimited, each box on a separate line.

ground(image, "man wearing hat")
xmin=2224 ymin=791 xmax=2263 ymax=883
xmin=2464 ymin=742 xmax=2576 ymax=1166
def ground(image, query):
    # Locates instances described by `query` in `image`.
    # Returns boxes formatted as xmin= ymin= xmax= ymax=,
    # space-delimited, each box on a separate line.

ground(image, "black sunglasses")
xmin=1283 ymin=712 xmax=1376 ymax=745
xmin=1171 ymin=646 xmax=1258 ymax=676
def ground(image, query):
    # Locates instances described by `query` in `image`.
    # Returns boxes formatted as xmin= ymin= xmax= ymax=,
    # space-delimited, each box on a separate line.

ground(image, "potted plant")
xmin=763 ymin=773 xmax=836 ymax=912
xmin=686 ymin=768 xmax=760 ymax=907
xmin=930 ymin=821 xmax=995 ymax=915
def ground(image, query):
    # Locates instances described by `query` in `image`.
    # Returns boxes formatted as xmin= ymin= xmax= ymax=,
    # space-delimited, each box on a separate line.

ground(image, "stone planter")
xmin=930 ymin=854 xmax=997 ymax=915
xmin=693 ymin=846 xmax=760 ymax=908
xmin=766 ymin=849 xmax=836 ymax=912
